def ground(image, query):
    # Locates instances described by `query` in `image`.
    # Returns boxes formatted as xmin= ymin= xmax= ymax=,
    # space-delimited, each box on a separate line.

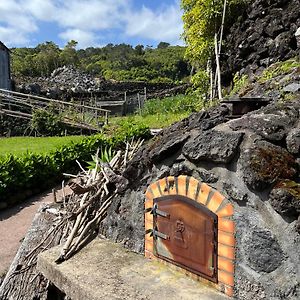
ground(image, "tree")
xmin=181 ymin=0 xmax=248 ymax=66
xmin=134 ymin=44 xmax=144 ymax=55
xmin=60 ymin=40 xmax=79 ymax=66
xmin=34 ymin=42 xmax=60 ymax=76
xmin=181 ymin=0 xmax=248 ymax=92
xmin=157 ymin=42 xmax=170 ymax=49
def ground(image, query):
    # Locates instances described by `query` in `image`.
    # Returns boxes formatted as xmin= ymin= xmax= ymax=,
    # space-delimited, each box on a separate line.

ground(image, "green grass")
xmin=110 ymin=112 xmax=190 ymax=129
xmin=109 ymin=94 xmax=207 ymax=129
xmin=258 ymin=57 xmax=300 ymax=83
xmin=0 ymin=135 xmax=85 ymax=156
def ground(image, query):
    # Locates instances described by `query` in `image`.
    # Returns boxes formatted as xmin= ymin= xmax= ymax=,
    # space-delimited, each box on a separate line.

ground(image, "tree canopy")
xmin=181 ymin=0 xmax=248 ymax=67
xmin=11 ymin=41 xmax=190 ymax=83
xmin=181 ymin=0 xmax=249 ymax=92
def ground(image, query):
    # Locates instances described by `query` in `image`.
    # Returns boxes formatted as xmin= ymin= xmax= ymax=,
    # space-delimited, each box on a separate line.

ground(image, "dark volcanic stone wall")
xmin=223 ymin=0 xmax=300 ymax=80
xmin=100 ymin=98 xmax=300 ymax=300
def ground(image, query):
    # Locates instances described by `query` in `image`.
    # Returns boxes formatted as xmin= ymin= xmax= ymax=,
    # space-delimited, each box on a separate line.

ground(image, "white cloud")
xmin=0 ymin=0 xmax=38 ymax=46
xmin=0 ymin=26 xmax=31 ymax=46
xmin=23 ymin=0 xmax=57 ymax=21
xmin=0 ymin=0 xmax=183 ymax=48
xmin=59 ymin=28 xmax=98 ymax=49
xmin=56 ymin=0 xmax=128 ymax=31
xmin=125 ymin=2 xmax=183 ymax=44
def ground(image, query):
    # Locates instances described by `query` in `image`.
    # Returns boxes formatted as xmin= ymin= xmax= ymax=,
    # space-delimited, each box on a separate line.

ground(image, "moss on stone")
xmin=250 ymin=147 xmax=296 ymax=183
xmin=258 ymin=58 xmax=300 ymax=83
xmin=275 ymin=180 xmax=300 ymax=200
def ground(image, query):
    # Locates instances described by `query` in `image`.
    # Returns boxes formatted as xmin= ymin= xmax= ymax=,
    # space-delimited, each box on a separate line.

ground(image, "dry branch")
xmin=0 ymin=138 xmax=143 ymax=299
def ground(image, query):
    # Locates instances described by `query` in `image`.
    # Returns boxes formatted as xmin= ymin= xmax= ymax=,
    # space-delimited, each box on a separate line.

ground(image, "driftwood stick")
xmin=123 ymin=142 xmax=129 ymax=167
xmin=70 ymin=187 xmax=105 ymax=218
xmin=64 ymin=196 xmax=114 ymax=259
xmin=59 ymin=176 xmax=93 ymax=259
xmin=76 ymin=160 xmax=88 ymax=175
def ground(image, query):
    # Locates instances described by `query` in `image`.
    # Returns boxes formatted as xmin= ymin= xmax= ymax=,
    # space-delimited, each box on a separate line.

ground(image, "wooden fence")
xmin=0 ymin=89 xmax=110 ymax=131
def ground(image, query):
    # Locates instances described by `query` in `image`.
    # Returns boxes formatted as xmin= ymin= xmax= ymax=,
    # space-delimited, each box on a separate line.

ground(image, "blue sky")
xmin=0 ymin=0 xmax=184 ymax=49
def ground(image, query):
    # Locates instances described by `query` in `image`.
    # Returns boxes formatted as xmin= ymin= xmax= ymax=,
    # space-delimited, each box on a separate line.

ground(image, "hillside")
xmin=11 ymin=42 xmax=190 ymax=84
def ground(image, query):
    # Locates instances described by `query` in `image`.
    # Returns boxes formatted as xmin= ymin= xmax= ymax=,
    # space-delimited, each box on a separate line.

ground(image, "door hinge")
xmin=145 ymin=228 xmax=170 ymax=240
xmin=151 ymin=203 xmax=170 ymax=218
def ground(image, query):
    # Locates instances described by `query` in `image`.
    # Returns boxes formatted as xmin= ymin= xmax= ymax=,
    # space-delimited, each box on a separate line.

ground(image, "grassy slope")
xmin=110 ymin=112 xmax=189 ymax=129
xmin=110 ymin=94 xmax=206 ymax=129
xmin=0 ymin=136 xmax=85 ymax=156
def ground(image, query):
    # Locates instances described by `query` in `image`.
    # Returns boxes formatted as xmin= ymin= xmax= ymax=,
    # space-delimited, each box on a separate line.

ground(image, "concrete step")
xmin=37 ymin=238 xmax=228 ymax=300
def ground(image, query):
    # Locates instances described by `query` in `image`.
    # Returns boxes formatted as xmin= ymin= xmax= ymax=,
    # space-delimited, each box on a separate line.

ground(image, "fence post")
xmin=138 ymin=93 xmax=142 ymax=115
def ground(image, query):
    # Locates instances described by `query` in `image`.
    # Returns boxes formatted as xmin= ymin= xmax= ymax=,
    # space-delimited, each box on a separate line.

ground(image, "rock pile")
xmin=99 ymin=98 xmax=300 ymax=299
xmin=17 ymin=66 xmax=103 ymax=98
xmin=15 ymin=66 xmax=188 ymax=103
xmin=223 ymin=0 xmax=300 ymax=80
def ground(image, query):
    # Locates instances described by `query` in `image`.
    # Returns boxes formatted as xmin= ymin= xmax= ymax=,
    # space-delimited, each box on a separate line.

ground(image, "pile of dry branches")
xmin=57 ymin=138 xmax=143 ymax=262
xmin=0 ymin=138 xmax=143 ymax=300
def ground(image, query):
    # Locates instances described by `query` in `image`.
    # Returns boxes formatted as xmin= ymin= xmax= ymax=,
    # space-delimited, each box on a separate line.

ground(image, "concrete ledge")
xmin=38 ymin=238 xmax=228 ymax=300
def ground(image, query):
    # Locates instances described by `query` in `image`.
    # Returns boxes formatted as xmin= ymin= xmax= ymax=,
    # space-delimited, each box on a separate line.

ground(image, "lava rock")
xmin=269 ymin=183 xmax=300 ymax=217
xmin=100 ymin=189 xmax=145 ymax=253
xmin=223 ymin=182 xmax=248 ymax=203
xmin=286 ymin=128 xmax=300 ymax=154
xmin=196 ymin=169 xmax=219 ymax=183
xmin=222 ymin=0 xmax=300 ymax=78
xmin=234 ymin=269 xmax=267 ymax=300
xmin=149 ymin=132 xmax=190 ymax=163
xmin=296 ymin=27 xmax=300 ymax=47
xmin=123 ymin=145 xmax=151 ymax=186
xmin=183 ymin=130 xmax=243 ymax=164
xmin=240 ymin=140 xmax=297 ymax=191
xmin=283 ymin=83 xmax=300 ymax=93
xmin=170 ymin=162 xmax=193 ymax=177
xmin=264 ymin=19 xmax=284 ymax=38
xmin=244 ymin=229 xmax=285 ymax=273
xmin=156 ymin=165 xmax=170 ymax=179
xmin=186 ymin=105 xmax=230 ymax=131
xmin=229 ymin=113 xmax=295 ymax=142
xmin=296 ymin=215 xmax=300 ymax=233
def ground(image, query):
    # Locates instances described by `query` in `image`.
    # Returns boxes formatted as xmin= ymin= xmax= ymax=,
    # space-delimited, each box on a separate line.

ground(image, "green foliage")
xmin=181 ymin=0 xmax=249 ymax=93
xmin=142 ymin=94 xmax=204 ymax=116
xmin=111 ymin=118 xmax=151 ymax=143
xmin=31 ymin=109 xmax=65 ymax=136
xmin=190 ymin=69 xmax=210 ymax=96
xmin=0 ymin=123 xmax=150 ymax=207
xmin=258 ymin=58 xmax=300 ymax=83
xmin=229 ymin=73 xmax=249 ymax=96
xmin=110 ymin=94 xmax=213 ymax=129
xmin=87 ymin=146 xmax=115 ymax=170
xmin=181 ymin=0 xmax=248 ymax=66
xmin=11 ymin=42 xmax=190 ymax=83
xmin=59 ymin=40 xmax=79 ymax=66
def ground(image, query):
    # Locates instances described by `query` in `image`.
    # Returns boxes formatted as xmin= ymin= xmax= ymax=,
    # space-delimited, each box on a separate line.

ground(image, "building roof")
xmin=0 ymin=41 xmax=10 ymax=52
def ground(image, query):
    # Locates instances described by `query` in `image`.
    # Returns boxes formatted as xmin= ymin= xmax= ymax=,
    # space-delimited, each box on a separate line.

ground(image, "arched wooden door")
xmin=152 ymin=195 xmax=218 ymax=282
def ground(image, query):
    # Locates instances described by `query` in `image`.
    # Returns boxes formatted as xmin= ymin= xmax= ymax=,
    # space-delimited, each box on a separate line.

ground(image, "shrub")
xmin=0 ymin=123 xmax=150 ymax=207
xmin=31 ymin=109 xmax=65 ymax=136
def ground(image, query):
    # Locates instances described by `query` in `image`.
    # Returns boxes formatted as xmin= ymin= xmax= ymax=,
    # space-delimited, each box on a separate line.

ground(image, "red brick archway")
xmin=145 ymin=176 xmax=235 ymax=297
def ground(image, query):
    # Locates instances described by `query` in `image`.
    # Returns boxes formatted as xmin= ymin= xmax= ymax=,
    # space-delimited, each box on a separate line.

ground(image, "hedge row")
xmin=0 ymin=122 xmax=150 ymax=209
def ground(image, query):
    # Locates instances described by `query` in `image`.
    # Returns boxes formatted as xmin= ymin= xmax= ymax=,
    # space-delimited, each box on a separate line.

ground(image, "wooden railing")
xmin=0 ymin=89 xmax=110 ymax=131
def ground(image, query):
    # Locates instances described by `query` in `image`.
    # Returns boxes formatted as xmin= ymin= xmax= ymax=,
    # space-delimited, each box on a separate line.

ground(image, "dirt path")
xmin=0 ymin=187 xmax=67 ymax=277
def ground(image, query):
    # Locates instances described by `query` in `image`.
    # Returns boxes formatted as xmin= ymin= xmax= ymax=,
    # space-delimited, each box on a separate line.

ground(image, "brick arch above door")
xmin=144 ymin=175 xmax=235 ymax=297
